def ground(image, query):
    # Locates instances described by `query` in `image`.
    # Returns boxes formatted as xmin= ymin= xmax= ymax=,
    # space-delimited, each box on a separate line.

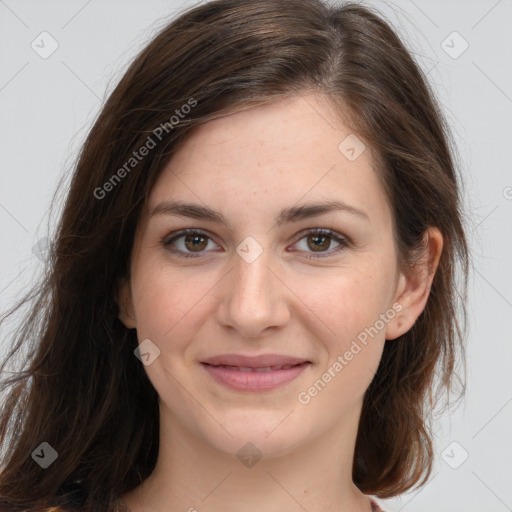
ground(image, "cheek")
xmin=297 ymin=264 xmax=394 ymax=402
xmin=130 ymin=266 xmax=218 ymax=400
xmin=131 ymin=262 xmax=217 ymax=348
xmin=301 ymin=269 xmax=393 ymax=345
xmin=298 ymin=274 xmax=389 ymax=411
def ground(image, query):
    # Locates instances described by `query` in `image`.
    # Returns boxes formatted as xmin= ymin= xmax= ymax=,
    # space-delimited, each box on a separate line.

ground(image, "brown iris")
xmin=184 ymin=234 xmax=208 ymax=252
xmin=307 ymin=234 xmax=330 ymax=252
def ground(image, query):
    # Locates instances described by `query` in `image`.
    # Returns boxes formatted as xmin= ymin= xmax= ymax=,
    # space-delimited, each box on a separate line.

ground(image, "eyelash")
xmin=162 ymin=228 xmax=350 ymax=260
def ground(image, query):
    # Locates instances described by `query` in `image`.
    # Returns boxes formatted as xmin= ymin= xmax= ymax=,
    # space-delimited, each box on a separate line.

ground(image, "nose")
xmin=216 ymin=243 xmax=291 ymax=339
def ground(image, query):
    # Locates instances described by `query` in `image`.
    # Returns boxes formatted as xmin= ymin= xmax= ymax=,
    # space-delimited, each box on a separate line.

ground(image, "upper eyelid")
xmin=164 ymin=228 xmax=218 ymax=245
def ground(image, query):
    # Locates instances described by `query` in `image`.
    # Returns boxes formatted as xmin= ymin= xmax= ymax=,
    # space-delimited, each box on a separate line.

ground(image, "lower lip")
xmin=201 ymin=362 xmax=310 ymax=392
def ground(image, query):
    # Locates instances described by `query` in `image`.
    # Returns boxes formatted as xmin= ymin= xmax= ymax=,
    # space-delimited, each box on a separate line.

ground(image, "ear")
xmin=386 ymin=227 xmax=443 ymax=340
xmin=117 ymin=277 xmax=137 ymax=329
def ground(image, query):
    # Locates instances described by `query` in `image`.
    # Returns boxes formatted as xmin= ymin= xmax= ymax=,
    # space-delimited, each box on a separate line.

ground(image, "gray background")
xmin=0 ymin=1 xmax=511 ymax=511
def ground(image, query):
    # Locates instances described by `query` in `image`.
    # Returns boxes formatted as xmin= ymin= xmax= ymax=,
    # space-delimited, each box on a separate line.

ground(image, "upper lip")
xmin=201 ymin=354 xmax=311 ymax=368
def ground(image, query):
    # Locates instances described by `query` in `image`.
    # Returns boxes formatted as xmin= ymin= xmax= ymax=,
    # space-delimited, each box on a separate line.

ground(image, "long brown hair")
xmin=0 ymin=0 xmax=469 ymax=510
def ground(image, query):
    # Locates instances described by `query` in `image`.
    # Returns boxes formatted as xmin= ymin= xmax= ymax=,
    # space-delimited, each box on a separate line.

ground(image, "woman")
xmin=0 ymin=0 xmax=468 ymax=511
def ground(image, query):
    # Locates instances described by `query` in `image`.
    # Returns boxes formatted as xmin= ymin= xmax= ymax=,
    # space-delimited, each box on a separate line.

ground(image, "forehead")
xmin=146 ymin=93 xmax=391 ymax=228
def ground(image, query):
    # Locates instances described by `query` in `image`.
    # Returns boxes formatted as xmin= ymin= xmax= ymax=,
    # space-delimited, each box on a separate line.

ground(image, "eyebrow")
xmin=148 ymin=199 xmax=369 ymax=226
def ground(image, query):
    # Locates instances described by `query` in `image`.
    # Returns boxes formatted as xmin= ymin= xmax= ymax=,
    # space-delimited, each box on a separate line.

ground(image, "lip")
xmin=200 ymin=354 xmax=312 ymax=392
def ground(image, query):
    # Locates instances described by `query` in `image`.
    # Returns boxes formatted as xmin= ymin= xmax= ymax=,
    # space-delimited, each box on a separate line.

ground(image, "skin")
xmin=118 ymin=91 xmax=443 ymax=512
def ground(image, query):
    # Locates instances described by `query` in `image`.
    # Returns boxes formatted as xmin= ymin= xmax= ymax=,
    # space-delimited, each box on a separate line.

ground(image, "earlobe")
xmin=117 ymin=278 xmax=137 ymax=329
xmin=385 ymin=227 xmax=443 ymax=340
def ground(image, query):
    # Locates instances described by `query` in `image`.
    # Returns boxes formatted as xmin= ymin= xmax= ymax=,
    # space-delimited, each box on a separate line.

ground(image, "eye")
xmin=162 ymin=228 xmax=350 ymax=259
xmin=291 ymin=228 xmax=349 ymax=259
xmin=163 ymin=229 xmax=219 ymax=258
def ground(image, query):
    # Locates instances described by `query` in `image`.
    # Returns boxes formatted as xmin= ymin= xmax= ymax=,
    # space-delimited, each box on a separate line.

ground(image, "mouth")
xmin=200 ymin=356 xmax=311 ymax=391
xmin=200 ymin=353 xmax=311 ymax=368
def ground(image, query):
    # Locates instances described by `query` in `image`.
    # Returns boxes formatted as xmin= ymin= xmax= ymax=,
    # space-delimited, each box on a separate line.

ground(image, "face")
xmin=118 ymin=92 xmax=428 ymax=458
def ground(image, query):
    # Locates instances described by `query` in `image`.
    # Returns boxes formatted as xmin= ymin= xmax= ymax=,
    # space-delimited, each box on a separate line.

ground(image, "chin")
xmin=198 ymin=409 xmax=309 ymax=460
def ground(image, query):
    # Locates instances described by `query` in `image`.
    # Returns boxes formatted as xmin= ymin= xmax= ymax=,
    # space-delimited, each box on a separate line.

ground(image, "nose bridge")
xmin=218 ymin=238 xmax=289 ymax=336
xmin=235 ymin=248 xmax=273 ymax=304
